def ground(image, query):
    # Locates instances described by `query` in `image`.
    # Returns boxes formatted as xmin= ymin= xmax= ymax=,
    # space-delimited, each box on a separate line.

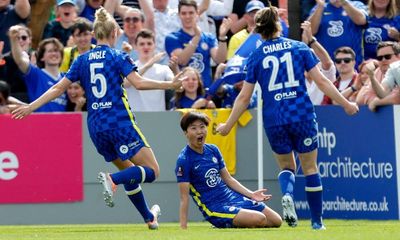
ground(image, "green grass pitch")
xmin=0 ymin=220 xmax=398 ymax=240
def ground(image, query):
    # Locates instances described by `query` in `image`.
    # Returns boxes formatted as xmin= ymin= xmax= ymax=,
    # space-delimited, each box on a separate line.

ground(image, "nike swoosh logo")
xmin=195 ymin=165 xmax=200 ymax=169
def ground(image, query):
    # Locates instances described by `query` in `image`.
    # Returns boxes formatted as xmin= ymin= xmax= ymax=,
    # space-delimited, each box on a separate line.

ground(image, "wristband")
xmin=308 ymin=37 xmax=316 ymax=47
xmin=218 ymin=36 xmax=228 ymax=42
xmin=351 ymin=85 xmax=357 ymax=92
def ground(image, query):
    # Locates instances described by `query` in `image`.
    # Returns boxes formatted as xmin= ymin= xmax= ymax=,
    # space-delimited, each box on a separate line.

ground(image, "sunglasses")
xmin=17 ymin=35 xmax=28 ymax=41
xmin=124 ymin=17 xmax=141 ymax=23
xmin=376 ymin=54 xmax=394 ymax=61
xmin=334 ymin=58 xmax=353 ymax=64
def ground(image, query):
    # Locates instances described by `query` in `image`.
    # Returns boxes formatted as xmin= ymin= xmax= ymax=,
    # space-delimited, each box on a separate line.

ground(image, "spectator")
xmin=165 ymin=0 xmax=231 ymax=89
xmin=364 ymin=0 xmax=400 ymax=60
xmin=151 ymin=0 xmax=181 ymax=65
xmin=112 ymin=1 xmax=154 ymax=60
xmin=322 ymin=46 xmax=358 ymax=105
xmin=10 ymin=26 xmax=67 ymax=112
xmin=227 ymin=0 xmax=264 ymax=60
xmin=360 ymin=41 xmax=400 ymax=106
xmin=308 ymin=0 xmax=367 ymax=67
xmin=77 ymin=0 xmax=104 ymax=23
xmin=125 ymin=29 xmax=174 ymax=111
xmin=59 ymin=17 xmax=95 ymax=73
xmin=170 ymin=67 xmax=216 ymax=109
xmin=66 ymin=81 xmax=86 ymax=111
xmin=367 ymin=43 xmax=400 ymax=111
xmin=43 ymin=0 xmax=78 ymax=47
xmin=0 ymin=0 xmax=30 ymax=54
xmin=0 ymin=80 xmax=25 ymax=114
xmin=301 ymin=21 xmax=336 ymax=105
xmin=0 ymin=25 xmax=34 ymax=103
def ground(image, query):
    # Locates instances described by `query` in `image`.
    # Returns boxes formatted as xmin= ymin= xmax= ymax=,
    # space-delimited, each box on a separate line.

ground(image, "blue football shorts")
xmin=264 ymin=120 xmax=318 ymax=154
xmin=90 ymin=125 xmax=147 ymax=162
xmin=205 ymin=195 xmax=266 ymax=228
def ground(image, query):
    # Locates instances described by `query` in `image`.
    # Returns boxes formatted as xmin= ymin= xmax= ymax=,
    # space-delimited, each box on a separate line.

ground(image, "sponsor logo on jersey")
xmin=274 ymin=91 xmax=297 ymax=101
xmin=119 ymin=145 xmax=129 ymax=154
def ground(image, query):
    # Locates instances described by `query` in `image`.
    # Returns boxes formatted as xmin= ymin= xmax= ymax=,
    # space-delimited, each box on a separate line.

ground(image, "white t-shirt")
xmin=382 ymin=60 xmax=400 ymax=91
xmin=126 ymin=61 xmax=174 ymax=111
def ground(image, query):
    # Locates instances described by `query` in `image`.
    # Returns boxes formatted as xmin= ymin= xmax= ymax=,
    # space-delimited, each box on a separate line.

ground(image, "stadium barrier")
xmin=0 ymin=106 xmax=398 ymax=224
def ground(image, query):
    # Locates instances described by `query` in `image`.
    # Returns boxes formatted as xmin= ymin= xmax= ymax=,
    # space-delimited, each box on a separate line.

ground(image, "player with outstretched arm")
xmin=12 ymin=7 xmax=184 ymax=230
xmin=175 ymin=111 xmax=282 ymax=229
xmin=216 ymin=4 xmax=359 ymax=230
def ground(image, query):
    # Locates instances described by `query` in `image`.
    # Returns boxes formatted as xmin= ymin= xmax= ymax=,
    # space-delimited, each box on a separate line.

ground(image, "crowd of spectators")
xmin=0 ymin=0 xmax=399 ymax=114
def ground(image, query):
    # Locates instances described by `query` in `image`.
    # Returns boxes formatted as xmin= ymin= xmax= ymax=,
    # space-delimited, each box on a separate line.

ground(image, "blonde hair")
xmin=93 ymin=7 xmax=117 ymax=40
xmin=254 ymin=6 xmax=282 ymax=40
xmin=368 ymin=0 xmax=397 ymax=18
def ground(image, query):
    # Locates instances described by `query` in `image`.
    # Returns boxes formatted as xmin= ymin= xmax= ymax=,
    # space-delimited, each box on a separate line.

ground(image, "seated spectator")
xmin=340 ymin=59 xmax=378 ymax=103
xmin=0 ymin=0 xmax=30 ymax=54
xmin=124 ymin=29 xmax=174 ymax=112
xmin=322 ymin=46 xmax=357 ymax=105
xmin=10 ymin=25 xmax=67 ymax=112
xmin=359 ymin=41 xmax=400 ymax=107
xmin=364 ymin=0 xmax=400 ymax=60
xmin=59 ymin=17 xmax=94 ymax=73
xmin=0 ymin=25 xmax=34 ymax=103
xmin=165 ymin=0 xmax=231 ymax=89
xmin=170 ymin=67 xmax=216 ymax=109
xmin=66 ymin=81 xmax=86 ymax=111
xmin=43 ymin=0 xmax=78 ymax=47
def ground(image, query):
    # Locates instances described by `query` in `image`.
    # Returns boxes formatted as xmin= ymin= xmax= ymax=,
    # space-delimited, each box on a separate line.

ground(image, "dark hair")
xmin=178 ymin=0 xmax=198 ymax=12
xmin=71 ymin=17 xmax=93 ymax=35
xmin=174 ymin=67 xmax=205 ymax=108
xmin=254 ymin=5 xmax=281 ymax=40
xmin=135 ymin=29 xmax=155 ymax=44
xmin=334 ymin=46 xmax=356 ymax=59
xmin=376 ymin=41 xmax=400 ymax=55
xmin=0 ymin=80 xmax=10 ymax=100
xmin=180 ymin=111 xmax=210 ymax=131
xmin=36 ymin=38 xmax=64 ymax=69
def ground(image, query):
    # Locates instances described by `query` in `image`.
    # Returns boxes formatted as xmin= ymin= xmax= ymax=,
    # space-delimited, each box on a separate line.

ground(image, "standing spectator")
xmin=217 ymin=5 xmax=358 ymax=230
xmin=77 ymin=0 xmax=104 ymax=23
xmin=43 ymin=0 xmax=78 ymax=47
xmin=10 ymin=26 xmax=67 ymax=112
xmin=227 ymin=0 xmax=264 ymax=60
xmin=322 ymin=47 xmax=358 ymax=105
xmin=301 ymin=21 xmax=336 ymax=105
xmin=175 ymin=111 xmax=282 ymax=229
xmin=364 ymin=0 xmax=400 ymax=60
xmin=308 ymin=0 xmax=367 ymax=67
xmin=125 ymin=29 xmax=174 ymax=111
xmin=165 ymin=0 xmax=231 ymax=88
xmin=0 ymin=0 xmax=30 ymax=54
xmin=0 ymin=25 xmax=33 ymax=103
xmin=152 ymin=0 xmax=181 ymax=65
xmin=60 ymin=17 xmax=95 ymax=73
xmin=170 ymin=67 xmax=215 ymax=109
xmin=11 ymin=8 xmax=184 ymax=230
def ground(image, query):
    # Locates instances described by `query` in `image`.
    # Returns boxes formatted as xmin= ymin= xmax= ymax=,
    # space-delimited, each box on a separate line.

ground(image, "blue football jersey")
xmin=311 ymin=1 xmax=367 ymax=66
xmin=364 ymin=15 xmax=400 ymax=60
xmin=245 ymin=37 xmax=318 ymax=127
xmin=66 ymin=45 xmax=137 ymax=132
xmin=165 ymin=29 xmax=217 ymax=88
xmin=175 ymin=144 xmax=237 ymax=206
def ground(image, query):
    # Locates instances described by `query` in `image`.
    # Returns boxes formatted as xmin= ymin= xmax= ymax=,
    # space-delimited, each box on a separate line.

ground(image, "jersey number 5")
xmin=90 ymin=63 xmax=107 ymax=98
xmin=263 ymin=52 xmax=299 ymax=91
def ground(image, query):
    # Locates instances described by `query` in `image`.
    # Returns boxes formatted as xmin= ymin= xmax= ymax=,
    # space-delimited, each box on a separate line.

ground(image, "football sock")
xmin=278 ymin=169 xmax=295 ymax=198
xmin=305 ymin=173 xmax=323 ymax=224
xmin=111 ymin=166 xmax=156 ymax=185
xmin=124 ymin=183 xmax=154 ymax=223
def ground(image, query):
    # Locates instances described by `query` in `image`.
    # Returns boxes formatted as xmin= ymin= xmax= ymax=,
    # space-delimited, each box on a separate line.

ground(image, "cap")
xmin=57 ymin=0 xmax=76 ymax=6
xmin=245 ymin=0 xmax=265 ymax=13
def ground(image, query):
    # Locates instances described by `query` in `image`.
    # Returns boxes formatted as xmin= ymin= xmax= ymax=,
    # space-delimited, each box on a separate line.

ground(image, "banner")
xmin=294 ymin=106 xmax=399 ymax=219
xmin=0 ymin=113 xmax=83 ymax=203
